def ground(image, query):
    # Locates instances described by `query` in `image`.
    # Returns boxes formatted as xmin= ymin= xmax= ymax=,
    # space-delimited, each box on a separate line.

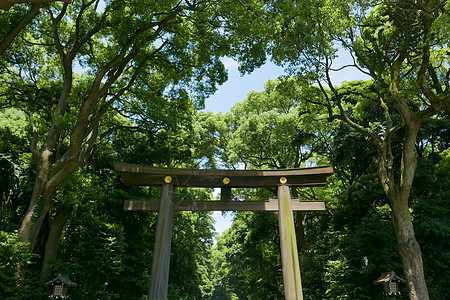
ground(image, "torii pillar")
xmin=114 ymin=162 xmax=333 ymax=300
xmin=149 ymin=182 xmax=174 ymax=299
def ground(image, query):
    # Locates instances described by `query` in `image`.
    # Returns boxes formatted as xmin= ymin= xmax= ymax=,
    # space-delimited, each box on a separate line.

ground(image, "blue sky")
xmin=204 ymin=50 xmax=370 ymax=115
xmin=204 ymin=58 xmax=284 ymax=114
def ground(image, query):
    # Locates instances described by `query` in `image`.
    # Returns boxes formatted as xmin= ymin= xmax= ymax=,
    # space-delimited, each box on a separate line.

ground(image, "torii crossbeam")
xmin=114 ymin=162 xmax=334 ymax=300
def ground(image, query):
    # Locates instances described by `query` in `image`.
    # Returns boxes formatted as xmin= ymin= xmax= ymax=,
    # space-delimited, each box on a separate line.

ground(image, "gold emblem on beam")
xmin=164 ymin=176 xmax=172 ymax=183
xmin=223 ymin=177 xmax=230 ymax=185
xmin=280 ymin=177 xmax=287 ymax=184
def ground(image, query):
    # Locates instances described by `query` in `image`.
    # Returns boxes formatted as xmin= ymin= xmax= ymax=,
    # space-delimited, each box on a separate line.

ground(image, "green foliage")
xmin=211 ymin=77 xmax=330 ymax=170
xmin=210 ymin=211 xmax=284 ymax=300
xmin=169 ymin=210 xmax=215 ymax=299
xmin=205 ymin=77 xmax=449 ymax=299
xmin=1 ymin=1 xmax=449 ymax=299
xmin=0 ymin=0 xmax=244 ymax=266
xmin=192 ymin=111 xmax=231 ymax=169
xmin=0 ymin=231 xmax=35 ymax=299
xmin=44 ymin=172 xmax=217 ymax=299
xmin=0 ymin=108 xmax=28 ymax=138
xmin=411 ymin=148 xmax=450 ymax=299
xmin=0 ymin=108 xmax=33 ymax=231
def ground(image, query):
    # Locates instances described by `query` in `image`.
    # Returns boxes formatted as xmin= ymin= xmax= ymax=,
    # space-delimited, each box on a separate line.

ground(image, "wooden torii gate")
xmin=114 ymin=162 xmax=333 ymax=300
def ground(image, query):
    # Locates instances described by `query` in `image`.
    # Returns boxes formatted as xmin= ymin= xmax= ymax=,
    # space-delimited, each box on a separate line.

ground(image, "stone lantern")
xmin=46 ymin=274 xmax=78 ymax=299
xmin=374 ymin=271 xmax=406 ymax=299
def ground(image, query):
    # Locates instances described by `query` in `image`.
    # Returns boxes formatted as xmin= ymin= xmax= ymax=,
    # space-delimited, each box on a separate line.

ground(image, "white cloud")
xmin=222 ymin=57 xmax=238 ymax=70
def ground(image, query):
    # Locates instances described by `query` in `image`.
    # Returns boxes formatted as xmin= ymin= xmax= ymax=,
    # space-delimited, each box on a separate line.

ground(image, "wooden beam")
xmin=124 ymin=199 xmax=326 ymax=212
xmin=121 ymin=173 xmax=329 ymax=188
xmin=114 ymin=162 xmax=333 ymax=188
xmin=149 ymin=183 xmax=174 ymax=300
xmin=278 ymin=185 xmax=303 ymax=299
xmin=115 ymin=162 xmax=333 ymax=177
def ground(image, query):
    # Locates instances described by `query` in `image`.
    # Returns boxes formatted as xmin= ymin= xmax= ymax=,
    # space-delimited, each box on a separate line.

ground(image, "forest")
xmin=0 ymin=0 xmax=449 ymax=299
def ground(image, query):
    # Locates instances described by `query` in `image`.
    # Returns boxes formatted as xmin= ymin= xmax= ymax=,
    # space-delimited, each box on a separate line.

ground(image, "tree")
xmin=224 ymin=1 xmax=449 ymax=298
xmin=0 ymin=1 xmax=70 ymax=11
xmin=19 ymin=117 xmax=218 ymax=298
xmin=217 ymin=77 xmax=333 ymax=250
xmin=0 ymin=0 xmax=234 ymax=253
xmin=225 ymin=78 xmax=316 ymax=169
xmin=215 ymin=211 xmax=285 ymax=300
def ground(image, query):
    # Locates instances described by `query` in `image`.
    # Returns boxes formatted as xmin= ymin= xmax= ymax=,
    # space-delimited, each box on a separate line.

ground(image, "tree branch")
xmin=0 ymin=3 xmax=41 ymax=55
xmin=49 ymin=2 xmax=69 ymax=60
xmin=0 ymin=0 xmax=70 ymax=11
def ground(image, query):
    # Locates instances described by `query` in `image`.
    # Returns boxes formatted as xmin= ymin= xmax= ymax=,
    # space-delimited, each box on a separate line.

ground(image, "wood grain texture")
xmin=124 ymin=199 xmax=326 ymax=211
xmin=149 ymin=183 xmax=174 ymax=300
xmin=278 ymin=185 xmax=303 ymax=300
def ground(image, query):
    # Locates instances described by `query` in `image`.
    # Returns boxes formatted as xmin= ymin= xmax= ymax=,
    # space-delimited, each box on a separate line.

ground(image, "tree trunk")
xmin=40 ymin=206 xmax=70 ymax=280
xmin=295 ymin=211 xmax=309 ymax=250
xmin=292 ymin=188 xmax=309 ymax=250
xmin=379 ymin=121 xmax=429 ymax=300
xmin=389 ymin=193 xmax=429 ymax=300
xmin=18 ymin=151 xmax=53 ymax=250
xmin=18 ymin=149 xmax=71 ymax=251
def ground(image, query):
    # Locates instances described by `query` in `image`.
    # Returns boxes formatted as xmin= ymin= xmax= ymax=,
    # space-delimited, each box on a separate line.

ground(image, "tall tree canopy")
xmin=0 ymin=0 xmax=236 ymax=252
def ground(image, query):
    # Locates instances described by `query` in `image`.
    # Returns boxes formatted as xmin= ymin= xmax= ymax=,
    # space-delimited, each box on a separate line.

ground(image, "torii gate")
xmin=114 ymin=162 xmax=333 ymax=300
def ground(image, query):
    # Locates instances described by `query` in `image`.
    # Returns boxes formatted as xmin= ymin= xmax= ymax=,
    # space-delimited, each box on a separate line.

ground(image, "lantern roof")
xmin=373 ymin=271 xmax=406 ymax=284
xmin=45 ymin=274 xmax=78 ymax=287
